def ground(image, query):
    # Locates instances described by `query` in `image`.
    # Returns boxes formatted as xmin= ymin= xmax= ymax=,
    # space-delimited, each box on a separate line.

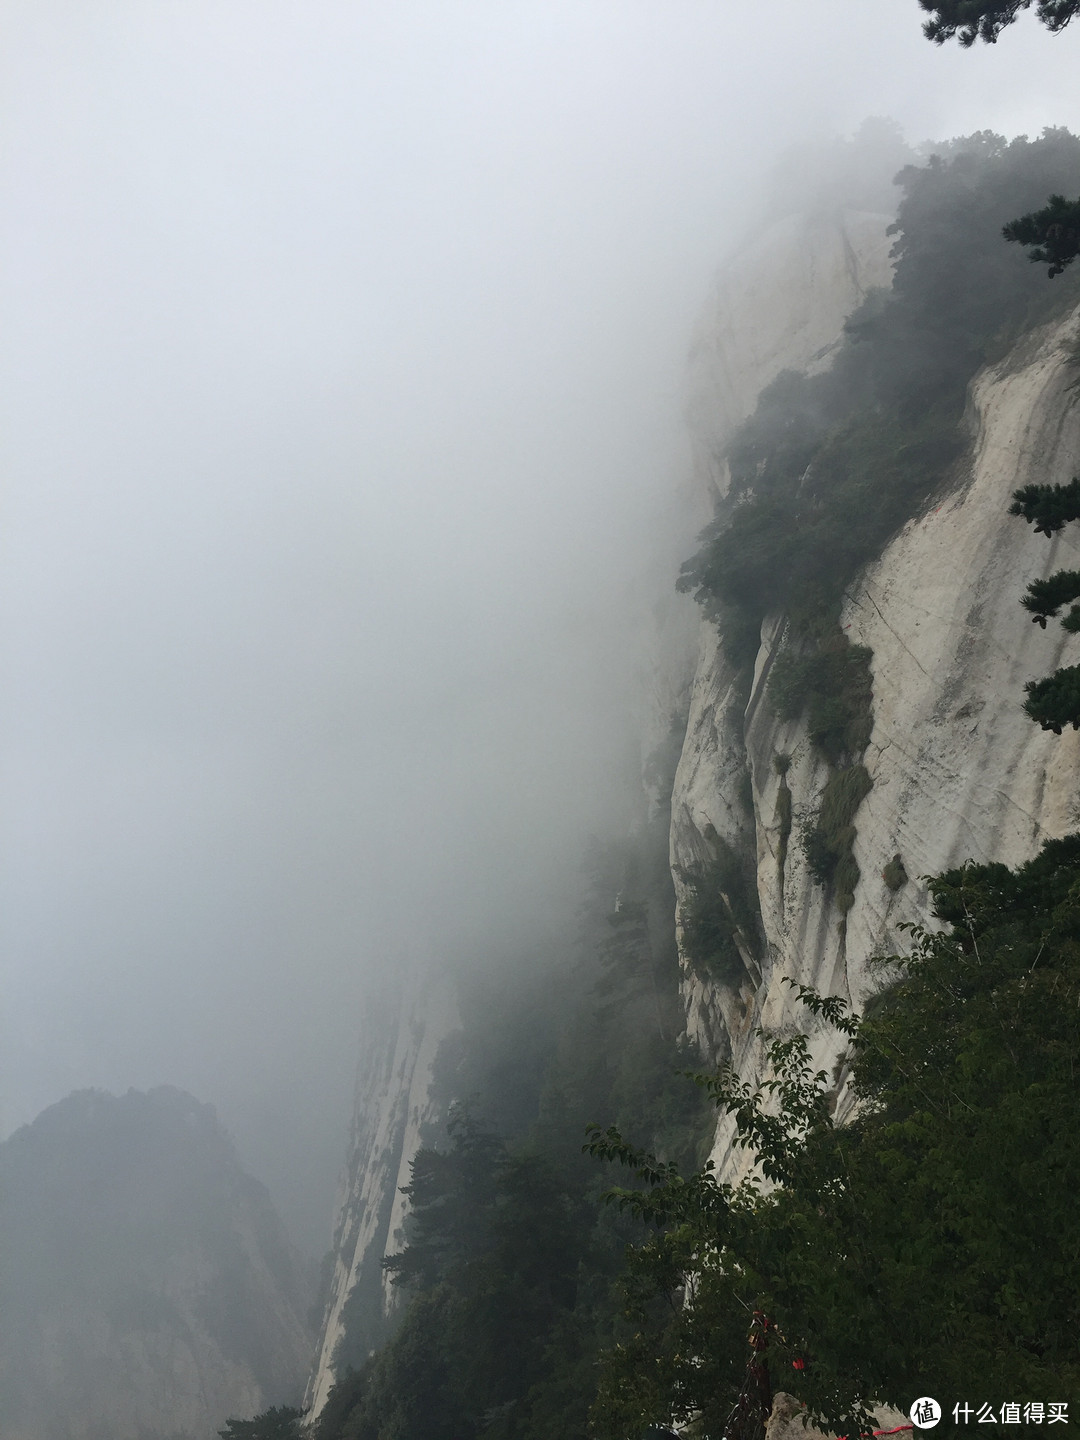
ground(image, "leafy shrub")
xmin=802 ymin=765 xmax=873 ymax=911
xmin=882 ymin=853 xmax=908 ymax=891
xmin=1010 ymin=483 xmax=1080 ymax=733
xmin=768 ymin=632 xmax=873 ymax=766
xmin=770 ymin=629 xmax=874 ymax=910
xmin=588 ymin=835 xmax=1080 ymax=1435
xmin=677 ymin=840 xmax=761 ymax=985
xmin=773 ymin=756 xmax=793 ymax=885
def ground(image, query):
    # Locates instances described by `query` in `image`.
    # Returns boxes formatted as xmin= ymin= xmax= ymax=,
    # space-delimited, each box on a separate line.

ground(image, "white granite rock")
xmin=305 ymin=977 xmax=454 ymax=1418
xmin=673 ymin=214 xmax=1080 ymax=1182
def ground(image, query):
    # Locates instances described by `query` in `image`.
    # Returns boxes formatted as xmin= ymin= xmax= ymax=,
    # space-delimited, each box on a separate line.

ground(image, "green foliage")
xmin=1020 ymin=566 xmax=1080 ymax=628
xmin=678 ymin=130 xmax=1080 ymax=648
xmin=382 ymin=1112 xmax=505 ymax=1291
xmin=920 ymin=0 xmax=1080 ymax=44
xmin=1011 ymin=476 xmax=1080 ymax=535
xmin=683 ymin=135 xmax=1080 ymax=912
xmin=1024 ymin=663 xmax=1080 ymax=732
xmin=316 ymin=1115 xmax=624 ymax=1440
xmin=768 ymin=625 xmax=874 ymax=911
xmin=677 ymin=839 xmax=762 ymax=985
xmin=587 ymin=836 xmax=1080 ymax=1435
xmin=1008 ymin=480 xmax=1080 ymax=730
xmin=680 ymin=403 xmax=966 ymax=633
xmin=588 ymin=1231 xmax=751 ymax=1440
xmin=774 ymin=756 xmax=793 ymax=886
xmin=318 ymin=825 xmax=715 ymax=1440
xmin=881 ymin=852 xmax=908 ymax=891
xmin=1004 ymin=193 xmax=1080 ymax=277
xmin=802 ymin=765 xmax=873 ymax=912
xmin=769 ymin=631 xmax=873 ymax=767
xmin=218 ymin=1407 xmax=303 ymax=1440
xmin=319 ymin=1294 xmax=471 ymax=1440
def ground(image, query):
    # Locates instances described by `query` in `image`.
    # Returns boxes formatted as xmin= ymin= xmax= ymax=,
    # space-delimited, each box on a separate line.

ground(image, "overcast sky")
xmin=2 ymin=0 xmax=1078 ymax=1250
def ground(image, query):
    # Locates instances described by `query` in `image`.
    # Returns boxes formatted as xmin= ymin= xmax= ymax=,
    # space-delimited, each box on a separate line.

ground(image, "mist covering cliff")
xmin=673 ymin=135 xmax=1080 ymax=1179
xmin=0 ymin=1088 xmax=314 ymax=1440
xmin=42 ymin=125 xmax=1070 ymax=1433
xmin=305 ymin=127 xmax=1080 ymax=1431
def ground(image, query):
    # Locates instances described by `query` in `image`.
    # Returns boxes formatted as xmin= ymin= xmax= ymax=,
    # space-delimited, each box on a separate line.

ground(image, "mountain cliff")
xmin=304 ymin=131 xmax=1080 ymax=1432
xmin=673 ymin=203 xmax=897 ymax=1068
xmin=305 ymin=979 xmax=454 ymax=1417
xmin=302 ymin=204 xmax=908 ymax=1425
xmin=0 ymin=1087 xmax=314 ymax=1440
xmin=672 ymin=153 xmax=1080 ymax=1179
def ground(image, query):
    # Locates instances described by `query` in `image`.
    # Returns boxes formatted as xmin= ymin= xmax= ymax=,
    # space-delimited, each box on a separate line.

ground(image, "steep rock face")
xmin=0 ymin=1087 xmax=313 ymax=1440
xmin=305 ymin=978 xmax=454 ymax=1419
xmin=674 ymin=207 xmax=897 ymax=1066
xmin=673 ymin=219 xmax=1080 ymax=1180
xmin=685 ymin=208 xmax=896 ymax=498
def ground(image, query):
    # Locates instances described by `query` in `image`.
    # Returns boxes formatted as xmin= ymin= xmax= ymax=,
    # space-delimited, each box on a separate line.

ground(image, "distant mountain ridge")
xmin=0 ymin=1085 xmax=314 ymax=1440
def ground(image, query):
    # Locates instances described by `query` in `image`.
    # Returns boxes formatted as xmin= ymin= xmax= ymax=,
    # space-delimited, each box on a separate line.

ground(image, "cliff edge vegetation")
xmin=229 ymin=129 xmax=1080 ymax=1440
xmin=232 ymin=835 xmax=1080 ymax=1440
xmin=589 ymin=834 xmax=1080 ymax=1437
xmin=678 ymin=128 xmax=1080 ymax=923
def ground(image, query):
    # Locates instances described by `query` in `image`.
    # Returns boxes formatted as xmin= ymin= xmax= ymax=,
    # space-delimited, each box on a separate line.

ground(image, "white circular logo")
xmin=910 ymin=1398 xmax=941 ymax=1430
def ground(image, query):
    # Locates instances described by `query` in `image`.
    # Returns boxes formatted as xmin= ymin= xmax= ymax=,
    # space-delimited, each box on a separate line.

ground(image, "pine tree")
xmin=920 ymin=4 xmax=1080 ymax=274
xmin=1010 ymin=481 xmax=1080 ymax=730
xmin=1003 ymin=193 xmax=1080 ymax=277
xmin=218 ymin=1406 xmax=303 ymax=1440
xmin=920 ymin=0 xmax=1080 ymax=45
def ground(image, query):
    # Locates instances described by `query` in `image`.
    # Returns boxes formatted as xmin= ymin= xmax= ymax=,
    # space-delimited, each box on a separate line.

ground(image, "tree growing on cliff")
xmin=948 ymin=7 xmax=1080 ymax=723
xmin=218 ymin=1406 xmax=303 ymax=1439
xmin=929 ymin=11 xmax=1080 ymax=721
xmin=676 ymin=130 xmax=1080 ymax=647
xmin=1003 ymin=193 xmax=1080 ymax=277
xmin=587 ymin=836 xmax=1080 ymax=1436
xmin=920 ymin=2 xmax=1080 ymax=275
xmin=920 ymin=0 xmax=1079 ymax=45
xmin=1010 ymin=479 xmax=1080 ymax=729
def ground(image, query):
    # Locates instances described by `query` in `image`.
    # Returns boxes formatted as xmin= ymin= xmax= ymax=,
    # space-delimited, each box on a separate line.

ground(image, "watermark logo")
xmin=910 ymin=1398 xmax=942 ymax=1430
xmin=951 ymin=1402 xmax=1069 ymax=1425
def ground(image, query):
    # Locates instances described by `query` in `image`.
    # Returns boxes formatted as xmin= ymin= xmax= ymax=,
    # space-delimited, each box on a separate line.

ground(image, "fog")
xmin=2 ymin=0 xmax=1078 ymax=1250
